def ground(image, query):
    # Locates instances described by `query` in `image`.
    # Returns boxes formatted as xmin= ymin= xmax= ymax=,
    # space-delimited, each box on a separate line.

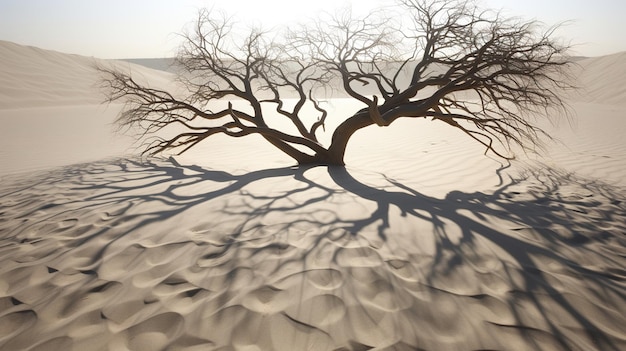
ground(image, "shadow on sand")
xmin=1 ymin=157 xmax=625 ymax=350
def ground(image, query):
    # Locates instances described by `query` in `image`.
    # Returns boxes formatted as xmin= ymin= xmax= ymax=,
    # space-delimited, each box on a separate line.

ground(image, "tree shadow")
xmin=326 ymin=165 xmax=626 ymax=350
xmin=1 ymin=157 xmax=625 ymax=350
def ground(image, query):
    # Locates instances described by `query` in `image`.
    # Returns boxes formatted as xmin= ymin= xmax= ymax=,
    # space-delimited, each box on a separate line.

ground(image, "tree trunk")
xmin=297 ymin=112 xmax=375 ymax=166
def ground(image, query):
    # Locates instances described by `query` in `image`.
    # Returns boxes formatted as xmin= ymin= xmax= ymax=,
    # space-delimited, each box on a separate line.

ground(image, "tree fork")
xmin=99 ymin=0 xmax=573 ymax=168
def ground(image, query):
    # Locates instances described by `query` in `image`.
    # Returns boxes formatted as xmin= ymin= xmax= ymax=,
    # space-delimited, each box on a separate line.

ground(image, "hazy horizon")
xmin=1 ymin=0 xmax=625 ymax=59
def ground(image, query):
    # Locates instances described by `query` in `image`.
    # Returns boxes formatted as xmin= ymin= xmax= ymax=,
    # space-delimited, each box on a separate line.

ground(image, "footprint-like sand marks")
xmin=241 ymin=285 xmax=290 ymax=314
xmin=151 ymin=276 xmax=212 ymax=314
xmin=385 ymin=258 xmax=416 ymax=280
xmin=335 ymin=246 xmax=382 ymax=268
xmin=57 ymin=280 xmax=122 ymax=319
xmin=167 ymin=287 xmax=211 ymax=313
xmin=99 ymin=202 xmax=133 ymax=221
xmin=123 ymin=312 xmax=184 ymax=351
xmin=306 ymin=268 xmax=344 ymax=290
xmin=101 ymin=300 xmax=150 ymax=326
xmin=0 ymin=298 xmax=37 ymax=344
xmin=364 ymin=279 xmax=414 ymax=312
xmin=195 ymin=243 xmax=237 ymax=268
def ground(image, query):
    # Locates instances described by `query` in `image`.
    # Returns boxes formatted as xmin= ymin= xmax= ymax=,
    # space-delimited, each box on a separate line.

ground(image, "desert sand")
xmin=1 ymin=40 xmax=625 ymax=350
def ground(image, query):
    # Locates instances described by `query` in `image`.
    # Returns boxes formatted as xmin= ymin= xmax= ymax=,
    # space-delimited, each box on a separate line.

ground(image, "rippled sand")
xmin=1 ymin=41 xmax=626 ymax=350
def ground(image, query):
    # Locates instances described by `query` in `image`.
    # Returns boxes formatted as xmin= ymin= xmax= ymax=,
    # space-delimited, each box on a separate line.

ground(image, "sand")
xmin=1 ymin=40 xmax=625 ymax=350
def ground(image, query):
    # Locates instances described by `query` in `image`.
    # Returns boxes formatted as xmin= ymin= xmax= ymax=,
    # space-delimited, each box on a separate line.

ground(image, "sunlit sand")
xmin=1 ymin=40 xmax=625 ymax=350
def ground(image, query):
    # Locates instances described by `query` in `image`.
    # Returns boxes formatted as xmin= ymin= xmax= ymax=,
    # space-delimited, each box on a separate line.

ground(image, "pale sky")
xmin=0 ymin=0 xmax=624 ymax=59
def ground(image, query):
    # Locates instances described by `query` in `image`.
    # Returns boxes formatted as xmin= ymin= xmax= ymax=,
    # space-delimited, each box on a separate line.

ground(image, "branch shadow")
xmin=326 ymin=165 xmax=626 ymax=350
xmin=1 ymin=157 xmax=625 ymax=350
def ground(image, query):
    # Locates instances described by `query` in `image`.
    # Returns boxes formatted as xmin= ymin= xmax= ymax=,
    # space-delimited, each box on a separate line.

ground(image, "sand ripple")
xmin=1 ymin=158 xmax=625 ymax=350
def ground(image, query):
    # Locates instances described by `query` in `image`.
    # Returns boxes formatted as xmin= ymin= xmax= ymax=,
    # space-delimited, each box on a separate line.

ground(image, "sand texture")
xmin=1 ymin=41 xmax=626 ymax=350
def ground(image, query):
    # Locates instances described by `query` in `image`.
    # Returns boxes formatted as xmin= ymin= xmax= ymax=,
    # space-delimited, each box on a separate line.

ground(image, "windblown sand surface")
xmin=1 ymin=41 xmax=625 ymax=350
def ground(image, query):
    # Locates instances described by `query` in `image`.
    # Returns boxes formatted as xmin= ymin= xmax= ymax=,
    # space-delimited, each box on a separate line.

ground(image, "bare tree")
xmin=100 ymin=0 xmax=573 ymax=166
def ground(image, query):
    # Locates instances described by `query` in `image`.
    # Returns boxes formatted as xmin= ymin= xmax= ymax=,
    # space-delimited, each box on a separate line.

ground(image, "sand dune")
xmin=1 ymin=42 xmax=625 ymax=350
xmin=575 ymin=52 xmax=626 ymax=106
xmin=0 ymin=40 xmax=174 ymax=109
xmin=0 ymin=40 xmax=175 ymax=175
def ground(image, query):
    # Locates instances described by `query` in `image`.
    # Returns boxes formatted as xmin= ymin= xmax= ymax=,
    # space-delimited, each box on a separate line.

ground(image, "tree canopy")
xmin=100 ymin=0 xmax=573 ymax=166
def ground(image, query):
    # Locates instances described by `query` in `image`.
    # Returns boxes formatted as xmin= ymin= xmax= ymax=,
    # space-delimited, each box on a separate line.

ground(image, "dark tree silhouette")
xmin=100 ymin=0 xmax=573 ymax=166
